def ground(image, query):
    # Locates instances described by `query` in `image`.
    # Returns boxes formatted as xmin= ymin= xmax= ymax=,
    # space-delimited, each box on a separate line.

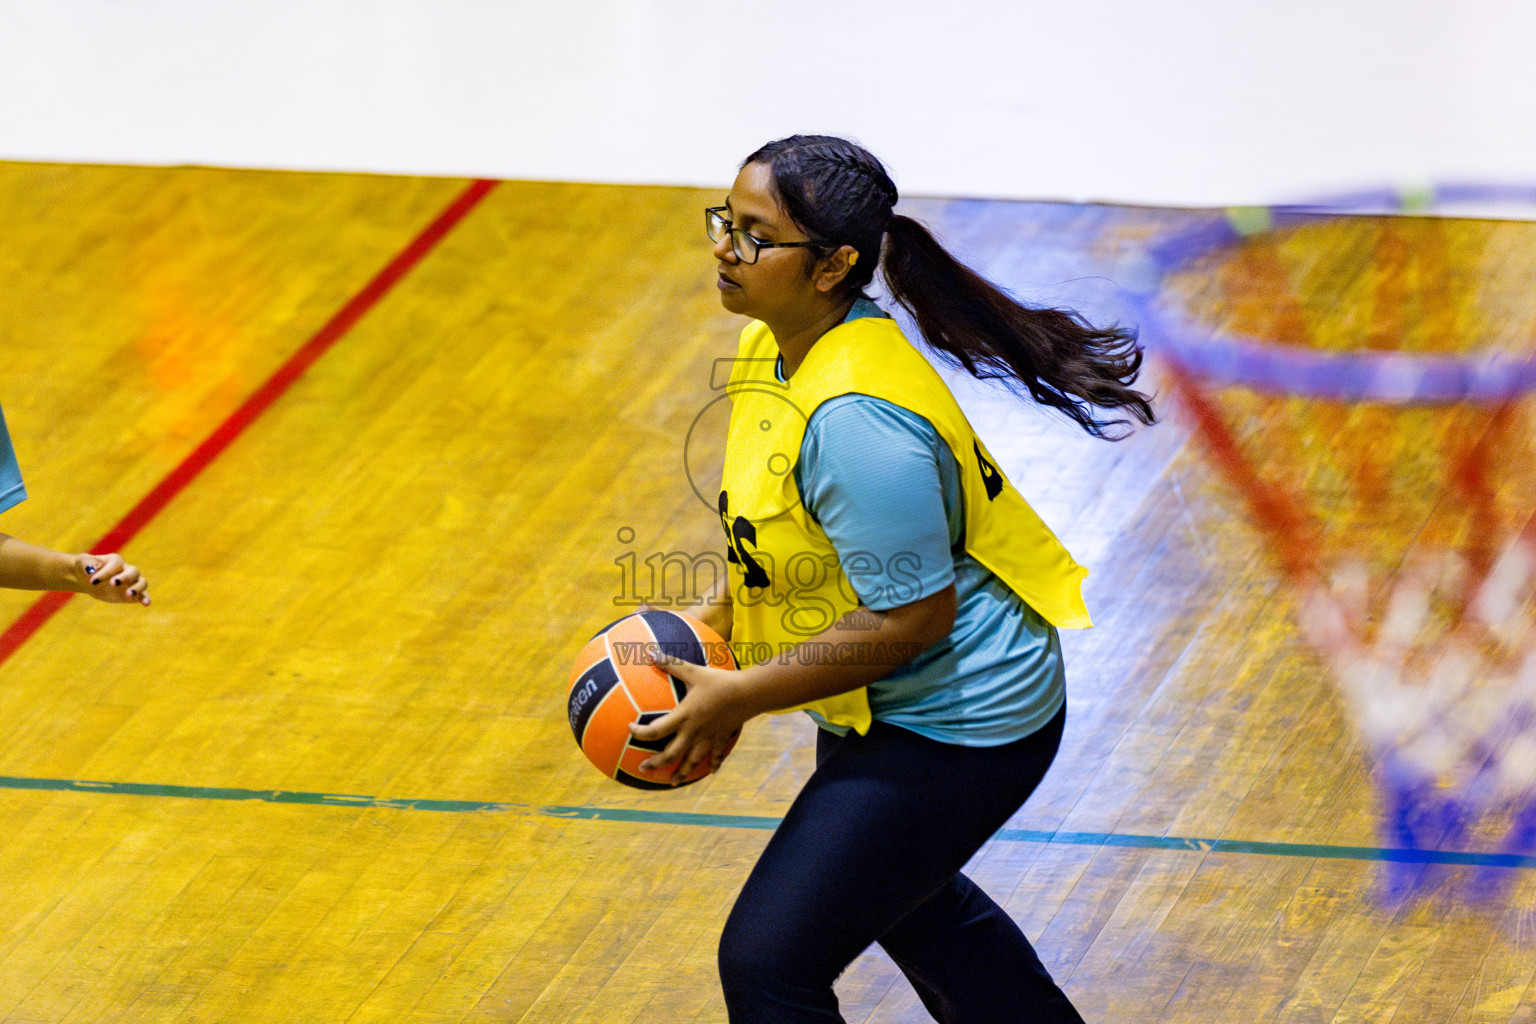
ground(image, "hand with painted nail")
xmin=0 ymin=533 xmax=151 ymax=607
xmin=2 ymin=404 xmax=150 ymax=609
xmin=77 ymin=552 xmax=151 ymax=606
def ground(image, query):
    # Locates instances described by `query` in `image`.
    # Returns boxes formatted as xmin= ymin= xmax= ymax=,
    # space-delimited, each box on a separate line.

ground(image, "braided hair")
xmin=743 ymin=135 xmax=1155 ymax=440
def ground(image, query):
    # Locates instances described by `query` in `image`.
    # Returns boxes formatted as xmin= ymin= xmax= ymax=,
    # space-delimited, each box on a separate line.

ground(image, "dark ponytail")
xmin=745 ymin=135 xmax=1155 ymax=440
xmin=882 ymin=213 xmax=1153 ymax=439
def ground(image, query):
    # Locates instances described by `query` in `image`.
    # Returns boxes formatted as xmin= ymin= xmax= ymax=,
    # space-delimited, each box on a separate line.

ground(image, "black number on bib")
xmin=718 ymin=490 xmax=772 ymax=589
xmin=974 ymin=440 xmax=1004 ymax=500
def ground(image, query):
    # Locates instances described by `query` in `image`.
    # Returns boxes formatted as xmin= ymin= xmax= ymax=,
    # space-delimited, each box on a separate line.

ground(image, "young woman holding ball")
xmin=631 ymin=135 xmax=1152 ymax=1023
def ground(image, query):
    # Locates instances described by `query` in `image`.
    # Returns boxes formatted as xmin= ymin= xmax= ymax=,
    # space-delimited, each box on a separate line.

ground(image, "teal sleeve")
xmin=794 ymin=392 xmax=1067 ymax=746
xmin=794 ymin=394 xmax=960 ymax=611
xmin=0 ymin=405 xmax=26 ymax=515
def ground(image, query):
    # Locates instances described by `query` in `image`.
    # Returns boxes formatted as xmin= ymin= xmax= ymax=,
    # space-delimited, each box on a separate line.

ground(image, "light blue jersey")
xmin=785 ymin=300 xmax=1066 ymax=746
xmin=0 ymin=404 xmax=26 ymax=516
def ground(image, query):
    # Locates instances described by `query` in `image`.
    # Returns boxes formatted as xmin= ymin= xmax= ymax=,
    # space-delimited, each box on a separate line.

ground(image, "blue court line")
xmin=0 ymin=774 xmax=514 ymax=814
xmin=4 ymin=774 xmax=1534 ymax=870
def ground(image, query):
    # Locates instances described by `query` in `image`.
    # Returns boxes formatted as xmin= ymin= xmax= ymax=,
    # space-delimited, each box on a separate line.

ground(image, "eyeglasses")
xmin=705 ymin=206 xmax=826 ymax=264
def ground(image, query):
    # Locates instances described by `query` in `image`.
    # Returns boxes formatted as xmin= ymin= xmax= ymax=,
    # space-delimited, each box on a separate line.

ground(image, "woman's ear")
xmin=813 ymin=245 xmax=861 ymax=294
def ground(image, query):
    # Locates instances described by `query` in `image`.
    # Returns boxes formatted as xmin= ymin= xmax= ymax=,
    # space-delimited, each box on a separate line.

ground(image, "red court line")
xmin=0 ymin=177 xmax=499 ymax=667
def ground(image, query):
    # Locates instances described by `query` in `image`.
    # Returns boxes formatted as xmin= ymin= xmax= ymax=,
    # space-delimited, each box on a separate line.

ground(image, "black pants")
xmin=718 ymin=705 xmax=1085 ymax=1023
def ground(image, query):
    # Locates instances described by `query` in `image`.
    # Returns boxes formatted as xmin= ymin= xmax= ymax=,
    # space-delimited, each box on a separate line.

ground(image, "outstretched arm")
xmin=0 ymin=534 xmax=150 ymax=605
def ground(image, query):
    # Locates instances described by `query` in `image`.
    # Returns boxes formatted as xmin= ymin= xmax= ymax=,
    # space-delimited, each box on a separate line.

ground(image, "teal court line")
xmin=4 ymin=773 xmax=1534 ymax=870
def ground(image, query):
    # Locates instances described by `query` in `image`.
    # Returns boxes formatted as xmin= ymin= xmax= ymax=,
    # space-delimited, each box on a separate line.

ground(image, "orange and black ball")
xmin=567 ymin=610 xmax=738 ymax=788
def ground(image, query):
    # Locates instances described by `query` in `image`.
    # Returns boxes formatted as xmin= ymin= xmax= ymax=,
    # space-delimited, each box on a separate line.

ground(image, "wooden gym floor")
xmin=1 ymin=161 xmax=1534 ymax=1023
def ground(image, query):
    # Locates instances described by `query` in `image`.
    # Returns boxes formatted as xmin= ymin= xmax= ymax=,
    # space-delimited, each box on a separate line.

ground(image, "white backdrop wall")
xmin=2 ymin=0 xmax=1533 ymax=206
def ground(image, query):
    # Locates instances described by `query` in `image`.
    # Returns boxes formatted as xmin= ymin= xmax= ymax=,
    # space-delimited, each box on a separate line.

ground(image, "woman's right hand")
xmin=630 ymin=652 xmax=749 ymax=785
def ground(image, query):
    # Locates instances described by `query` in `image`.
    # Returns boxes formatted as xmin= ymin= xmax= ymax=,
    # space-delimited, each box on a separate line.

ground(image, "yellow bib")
xmin=718 ymin=315 xmax=1091 ymax=734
